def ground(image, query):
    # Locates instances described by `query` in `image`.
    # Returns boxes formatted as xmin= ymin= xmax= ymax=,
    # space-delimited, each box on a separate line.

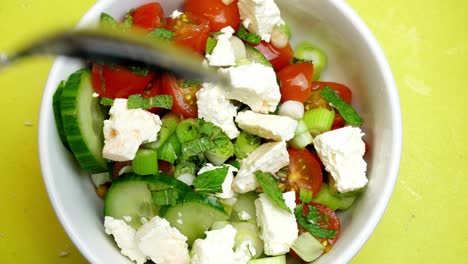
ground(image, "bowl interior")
xmin=39 ymin=0 xmax=401 ymax=263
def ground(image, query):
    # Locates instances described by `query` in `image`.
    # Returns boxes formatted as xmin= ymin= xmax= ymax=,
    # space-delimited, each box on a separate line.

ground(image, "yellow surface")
xmin=0 ymin=0 xmax=466 ymax=263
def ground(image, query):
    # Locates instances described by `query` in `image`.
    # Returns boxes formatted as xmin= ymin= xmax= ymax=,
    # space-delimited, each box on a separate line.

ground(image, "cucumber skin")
xmin=60 ymin=69 xmax=107 ymax=173
xmin=52 ymin=80 xmax=70 ymax=150
xmin=245 ymin=45 xmax=273 ymax=67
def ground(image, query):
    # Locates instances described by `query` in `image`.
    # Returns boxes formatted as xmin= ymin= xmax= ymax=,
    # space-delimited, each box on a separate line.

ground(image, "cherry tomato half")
xmin=283 ymin=148 xmax=323 ymax=198
xmin=161 ymin=73 xmax=200 ymax=118
xmin=278 ymin=63 xmax=314 ymax=103
xmin=130 ymin=2 xmax=165 ymax=32
xmin=91 ymin=64 xmax=154 ymax=98
xmin=304 ymin=81 xmax=353 ymax=130
xmin=166 ymin=13 xmax=210 ymax=55
xmin=184 ymin=0 xmax=240 ymax=32
xmin=254 ymin=40 xmax=294 ymax=72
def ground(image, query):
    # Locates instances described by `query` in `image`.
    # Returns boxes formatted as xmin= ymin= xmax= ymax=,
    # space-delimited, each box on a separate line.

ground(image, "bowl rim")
xmin=38 ymin=0 xmax=402 ymax=263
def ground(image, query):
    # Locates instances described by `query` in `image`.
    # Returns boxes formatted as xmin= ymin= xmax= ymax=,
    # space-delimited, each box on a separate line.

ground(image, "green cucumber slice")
xmin=160 ymin=193 xmax=229 ymax=245
xmin=60 ymin=69 xmax=107 ymax=173
xmin=291 ymin=232 xmax=325 ymax=262
xmin=248 ymin=255 xmax=286 ymax=264
xmin=52 ymin=80 xmax=70 ymax=150
xmin=245 ymin=45 xmax=272 ymax=67
xmin=104 ymin=173 xmax=193 ymax=229
xmin=230 ymin=192 xmax=258 ymax=224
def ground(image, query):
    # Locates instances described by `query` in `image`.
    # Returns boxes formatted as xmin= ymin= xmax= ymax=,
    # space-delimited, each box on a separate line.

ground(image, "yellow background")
xmin=0 ymin=0 xmax=466 ymax=263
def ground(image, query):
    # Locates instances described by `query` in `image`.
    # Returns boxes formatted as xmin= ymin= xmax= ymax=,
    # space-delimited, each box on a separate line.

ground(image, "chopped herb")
xmin=205 ymin=37 xmax=217 ymax=55
xmin=127 ymin=94 xmax=173 ymax=110
xmin=181 ymin=137 xmax=215 ymax=160
xmin=299 ymin=188 xmax=313 ymax=204
xmin=294 ymin=204 xmax=337 ymax=239
xmin=255 ymin=171 xmax=291 ymax=213
xmin=210 ymin=31 xmax=224 ymax=37
xmin=319 ymin=87 xmax=363 ymax=125
xmin=291 ymin=57 xmax=314 ymax=64
xmin=193 ymin=166 xmax=229 ymax=194
xmin=236 ymin=25 xmax=261 ymax=45
xmin=182 ymin=79 xmax=201 ymax=88
xmin=147 ymin=27 xmax=174 ymax=41
xmin=128 ymin=65 xmax=149 ymax=76
xmin=100 ymin=97 xmax=114 ymax=106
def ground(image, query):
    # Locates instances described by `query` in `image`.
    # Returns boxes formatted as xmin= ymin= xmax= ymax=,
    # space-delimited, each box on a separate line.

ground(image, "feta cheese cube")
xmin=206 ymin=26 xmax=237 ymax=67
xmin=170 ymin=10 xmax=183 ymax=19
xmin=233 ymin=141 xmax=289 ymax=193
xmin=197 ymin=83 xmax=240 ymax=139
xmin=191 ymin=225 xmax=238 ymax=264
xmin=255 ymin=191 xmax=298 ymax=256
xmin=198 ymin=163 xmax=238 ymax=199
xmin=313 ymin=126 xmax=368 ymax=193
xmin=236 ymin=110 xmax=297 ymax=141
xmin=103 ymin=99 xmax=162 ymax=161
xmin=219 ymin=63 xmax=280 ymax=113
xmin=104 ymin=216 xmax=147 ymax=264
xmin=238 ymin=0 xmax=284 ymax=42
xmin=135 ymin=216 xmax=190 ymax=264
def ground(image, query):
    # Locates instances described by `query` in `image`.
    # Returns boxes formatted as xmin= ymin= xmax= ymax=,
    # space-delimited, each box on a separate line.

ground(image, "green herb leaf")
xmin=294 ymin=204 xmax=337 ymax=239
xmin=236 ymin=25 xmax=261 ymax=45
xmin=100 ymin=97 xmax=114 ymax=106
xmin=152 ymin=188 xmax=179 ymax=206
xmin=193 ymin=166 xmax=229 ymax=194
xmin=182 ymin=79 xmax=201 ymax=88
xmin=100 ymin=13 xmax=119 ymax=30
xmin=147 ymin=27 xmax=174 ymax=41
xmin=181 ymin=137 xmax=215 ymax=160
xmin=291 ymin=57 xmax=314 ymax=64
xmin=319 ymin=87 xmax=363 ymax=125
xmin=128 ymin=65 xmax=149 ymax=76
xmin=210 ymin=31 xmax=224 ymax=37
xmin=205 ymin=37 xmax=217 ymax=55
xmin=127 ymin=94 xmax=173 ymax=110
xmin=255 ymin=171 xmax=291 ymax=212
xmin=121 ymin=11 xmax=133 ymax=31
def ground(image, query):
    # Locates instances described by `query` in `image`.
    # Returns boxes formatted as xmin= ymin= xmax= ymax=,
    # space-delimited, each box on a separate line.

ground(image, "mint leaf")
xmin=294 ymin=204 xmax=337 ymax=239
xmin=193 ymin=166 xmax=229 ymax=194
xmin=100 ymin=97 xmax=114 ymax=106
xmin=236 ymin=25 xmax=261 ymax=45
xmin=147 ymin=28 xmax=174 ymax=41
xmin=319 ymin=87 xmax=363 ymax=125
xmin=127 ymin=94 xmax=173 ymax=110
xmin=181 ymin=137 xmax=215 ymax=160
xmin=205 ymin=37 xmax=217 ymax=55
xmin=128 ymin=65 xmax=149 ymax=76
xmin=255 ymin=171 xmax=291 ymax=212
xmin=182 ymin=79 xmax=201 ymax=88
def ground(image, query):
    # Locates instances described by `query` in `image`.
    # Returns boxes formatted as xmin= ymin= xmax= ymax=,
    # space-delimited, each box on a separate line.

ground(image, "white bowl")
xmin=39 ymin=0 xmax=402 ymax=263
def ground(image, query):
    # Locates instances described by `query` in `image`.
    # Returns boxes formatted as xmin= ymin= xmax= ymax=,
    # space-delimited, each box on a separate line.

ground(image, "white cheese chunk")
xmin=238 ymin=0 xmax=284 ymax=42
xmin=206 ymin=26 xmax=237 ymax=67
xmin=170 ymin=10 xmax=183 ymax=19
xmin=191 ymin=225 xmax=238 ymax=264
xmin=219 ymin=63 xmax=280 ymax=113
xmin=197 ymin=83 xmax=240 ymax=139
xmin=135 ymin=216 xmax=190 ymax=264
xmin=236 ymin=110 xmax=297 ymax=141
xmin=104 ymin=216 xmax=147 ymax=264
xmin=255 ymin=191 xmax=298 ymax=256
xmin=198 ymin=163 xmax=238 ymax=199
xmin=313 ymin=126 xmax=368 ymax=193
xmin=103 ymin=99 xmax=161 ymax=161
xmin=233 ymin=141 xmax=289 ymax=193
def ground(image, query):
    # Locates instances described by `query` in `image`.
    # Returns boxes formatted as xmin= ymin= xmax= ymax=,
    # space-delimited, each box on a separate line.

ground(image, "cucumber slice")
xmin=245 ymin=45 xmax=272 ymax=67
xmin=232 ymin=222 xmax=264 ymax=258
xmin=60 ymin=69 xmax=107 ymax=173
xmin=248 ymin=255 xmax=286 ymax=264
xmin=291 ymin=232 xmax=325 ymax=262
xmin=230 ymin=192 xmax=258 ymax=224
xmin=104 ymin=173 xmax=193 ymax=229
xmin=160 ymin=193 xmax=229 ymax=245
xmin=52 ymin=80 xmax=70 ymax=150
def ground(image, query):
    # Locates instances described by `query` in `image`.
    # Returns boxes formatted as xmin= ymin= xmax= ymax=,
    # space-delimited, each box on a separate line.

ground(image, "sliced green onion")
xmin=289 ymin=119 xmax=314 ymax=149
xmin=234 ymin=131 xmax=261 ymax=160
xmin=174 ymin=162 xmax=197 ymax=177
xmin=176 ymin=118 xmax=200 ymax=143
xmin=294 ymin=41 xmax=328 ymax=81
xmin=274 ymin=23 xmax=292 ymax=39
xmin=132 ymin=149 xmax=158 ymax=175
xmin=313 ymin=183 xmax=358 ymax=210
xmin=143 ymin=113 xmax=181 ymax=150
xmin=299 ymin=188 xmax=313 ymax=204
xmin=303 ymin=108 xmax=335 ymax=137
xmin=206 ymin=37 xmax=217 ymax=55
xmin=151 ymin=189 xmax=178 ymax=206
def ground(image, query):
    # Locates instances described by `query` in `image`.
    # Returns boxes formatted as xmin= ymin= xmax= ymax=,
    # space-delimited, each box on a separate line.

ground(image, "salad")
xmin=52 ymin=0 xmax=369 ymax=263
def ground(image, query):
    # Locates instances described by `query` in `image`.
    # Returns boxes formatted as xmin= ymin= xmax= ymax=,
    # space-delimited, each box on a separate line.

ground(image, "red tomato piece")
xmin=158 ymin=160 xmax=174 ymax=175
xmin=141 ymin=73 xmax=166 ymax=115
xmin=91 ymin=64 xmax=154 ymax=98
xmin=166 ymin=13 xmax=210 ymax=55
xmin=284 ymin=148 xmax=323 ymax=198
xmin=184 ymin=0 xmax=240 ymax=32
xmin=310 ymin=82 xmax=352 ymax=104
xmin=278 ymin=63 xmax=314 ymax=103
xmin=161 ymin=73 xmax=200 ymax=118
xmin=130 ymin=2 xmax=165 ymax=32
xmin=112 ymin=161 xmax=132 ymax=180
xmin=254 ymin=40 xmax=294 ymax=72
